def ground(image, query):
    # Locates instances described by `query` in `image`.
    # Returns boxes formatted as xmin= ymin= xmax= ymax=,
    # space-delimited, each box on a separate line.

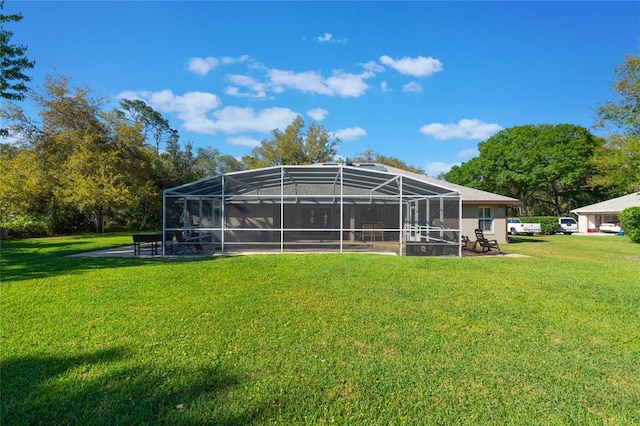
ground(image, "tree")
xmin=118 ymin=99 xmax=175 ymax=155
xmin=0 ymin=75 xmax=155 ymax=232
xmin=350 ymin=149 xmax=425 ymax=174
xmin=591 ymin=134 xmax=640 ymax=194
xmin=444 ymin=157 xmax=485 ymax=189
xmin=444 ymin=124 xmax=604 ymax=216
xmin=154 ymin=132 xmax=201 ymax=189
xmin=0 ymin=144 xmax=53 ymax=214
xmin=0 ymin=1 xmax=35 ymax=102
xmin=595 ymin=49 xmax=640 ymax=137
xmin=195 ymin=147 xmax=245 ymax=176
xmin=243 ymin=115 xmax=338 ymax=168
xmin=593 ymin=50 xmax=640 ymax=193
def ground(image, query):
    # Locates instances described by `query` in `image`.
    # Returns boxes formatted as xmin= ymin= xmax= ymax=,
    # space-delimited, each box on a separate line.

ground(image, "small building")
xmin=570 ymin=192 xmax=640 ymax=233
xmin=163 ymin=163 xmax=519 ymax=256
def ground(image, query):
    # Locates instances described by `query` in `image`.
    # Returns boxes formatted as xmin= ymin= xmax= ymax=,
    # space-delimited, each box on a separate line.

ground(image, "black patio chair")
xmin=174 ymin=230 xmax=204 ymax=255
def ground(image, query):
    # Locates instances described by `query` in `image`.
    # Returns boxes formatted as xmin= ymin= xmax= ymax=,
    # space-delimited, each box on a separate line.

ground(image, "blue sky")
xmin=5 ymin=1 xmax=640 ymax=175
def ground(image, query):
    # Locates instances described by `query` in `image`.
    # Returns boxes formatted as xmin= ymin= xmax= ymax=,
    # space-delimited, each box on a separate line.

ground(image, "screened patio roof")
xmin=164 ymin=163 xmax=460 ymax=200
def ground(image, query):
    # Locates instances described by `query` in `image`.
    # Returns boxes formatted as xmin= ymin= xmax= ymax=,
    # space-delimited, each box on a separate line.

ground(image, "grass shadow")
xmin=1 ymin=347 xmax=266 ymax=425
xmin=508 ymin=236 xmax=549 ymax=244
xmin=1 ymin=238 xmax=216 ymax=283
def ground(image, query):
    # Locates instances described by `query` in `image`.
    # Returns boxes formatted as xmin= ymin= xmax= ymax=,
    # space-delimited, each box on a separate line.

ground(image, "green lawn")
xmin=2 ymin=234 xmax=639 ymax=425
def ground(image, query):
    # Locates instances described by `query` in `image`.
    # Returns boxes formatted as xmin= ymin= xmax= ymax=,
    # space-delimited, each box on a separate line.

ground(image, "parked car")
xmin=507 ymin=218 xmax=542 ymax=235
xmin=598 ymin=222 xmax=621 ymax=233
xmin=558 ymin=217 xmax=578 ymax=234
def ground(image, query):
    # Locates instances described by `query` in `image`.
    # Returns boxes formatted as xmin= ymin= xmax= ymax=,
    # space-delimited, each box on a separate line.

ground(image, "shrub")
xmin=618 ymin=206 xmax=640 ymax=243
xmin=48 ymin=204 xmax=94 ymax=234
xmin=0 ymin=212 xmax=52 ymax=239
xmin=520 ymin=216 xmax=558 ymax=235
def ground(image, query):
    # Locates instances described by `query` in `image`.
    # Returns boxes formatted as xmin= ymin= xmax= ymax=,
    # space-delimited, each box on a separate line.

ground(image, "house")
xmin=382 ymin=165 xmax=520 ymax=244
xmin=570 ymin=192 xmax=640 ymax=233
xmin=163 ymin=163 xmax=520 ymax=256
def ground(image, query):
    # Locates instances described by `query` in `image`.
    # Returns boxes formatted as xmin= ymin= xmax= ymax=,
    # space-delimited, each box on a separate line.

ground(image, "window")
xmin=478 ymin=207 xmax=493 ymax=232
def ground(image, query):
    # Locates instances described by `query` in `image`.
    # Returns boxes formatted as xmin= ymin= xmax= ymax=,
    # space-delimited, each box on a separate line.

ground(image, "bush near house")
xmin=519 ymin=216 xmax=558 ymax=234
xmin=619 ymin=206 xmax=640 ymax=243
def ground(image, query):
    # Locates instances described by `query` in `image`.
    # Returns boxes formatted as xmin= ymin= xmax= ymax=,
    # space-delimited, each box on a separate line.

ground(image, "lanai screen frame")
xmin=163 ymin=164 xmax=462 ymax=256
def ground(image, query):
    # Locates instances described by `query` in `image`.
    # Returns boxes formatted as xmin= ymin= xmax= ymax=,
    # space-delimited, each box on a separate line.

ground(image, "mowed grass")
xmin=1 ymin=234 xmax=639 ymax=425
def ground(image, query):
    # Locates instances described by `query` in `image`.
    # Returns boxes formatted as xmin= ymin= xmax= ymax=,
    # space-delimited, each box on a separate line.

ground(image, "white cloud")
xmin=188 ymin=55 xmax=250 ymax=75
xmin=425 ymin=162 xmax=458 ymax=177
xmin=269 ymin=69 xmax=327 ymax=94
xmin=317 ymin=33 xmax=333 ymax=42
xmin=307 ymin=108 xmax=328 ymax=121
xmin=116 ymin=90 xmax=296 ymax=135
xmin=221 ymin=55 xmax=250 ymax=65
xmin=227 ymin=136 xmax=262 ymax=147
xmin=457 ymin=148 xmax=479 ymax=158
xmin=117 ymin=89 xmax=222 ymax=133
xmin=225 ymin=74 xmax=268 ymax=98
xmin=268 ymin=69 xmax=370 ymax=97
xmin=334 ymin=127 xmax=367 ymax=141
xmin=380 ymin=55 xmax=443 ymax=77
xmin=211 ymin=106 xmax=298 ymax=134
xmin=380 ymin=81 xmax=391 ymax=93
xmin=187 ymin=57 xmax=220 ymax=76
xmin=326 ymin=71 xmax=370 ymax=97
xmin=316 ymin=33 xmax=348 ymax=44
xmin=362 ymin=61 xmax=384 ymax=74
xmin=403 ymin=81 xmax=423 ymax=93
xmin=224 ymin=86 xmax=267 ymax=99
xmin=420 ymin=118 xmax=503 ymax=140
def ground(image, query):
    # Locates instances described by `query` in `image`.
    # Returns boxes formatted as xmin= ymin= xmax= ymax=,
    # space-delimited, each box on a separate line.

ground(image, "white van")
xmin=558 ymin=217 xmax=578 ymax=234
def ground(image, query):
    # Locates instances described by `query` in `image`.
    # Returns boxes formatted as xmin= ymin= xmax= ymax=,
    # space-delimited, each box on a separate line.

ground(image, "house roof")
xmin=381 ymin=164 xmax=521 ymax=205
xmin=164 ymin=163 xmax=521 ymax=205
xmin=570 ymin=192 xmax=640 ymax=214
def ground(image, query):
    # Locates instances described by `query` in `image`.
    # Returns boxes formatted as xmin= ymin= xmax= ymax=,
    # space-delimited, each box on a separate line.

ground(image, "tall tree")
xmin=0 ymin=0 xmax=35 ymax=102
xmin=0 ymin=144 xmax=52 ymax=214
xmin=243 ymin=115 xmax=338 ymax=168
xmin=595 ymin=50 xmax=640 ymax=137
xmin=195 ymin=147 xmax=245 ymax=176
xmin=118 ymin=99 xmax=175 ymax=155
xmin=593 ymin=50 xmax=640 ymax=193
xmin=444 ymin=157 xmax=485 ymax=189
xmin=0 ymin=75 xmax=155 ymax=232
xmin=444 ymin=124 xmax=604 ymax=216
xmin=154 ymin=133 xmax=201 ymax=189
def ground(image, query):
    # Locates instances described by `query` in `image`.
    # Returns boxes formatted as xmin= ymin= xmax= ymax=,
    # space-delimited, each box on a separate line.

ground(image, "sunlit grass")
xmin=2 ymin=235 xmax=639 ymax=424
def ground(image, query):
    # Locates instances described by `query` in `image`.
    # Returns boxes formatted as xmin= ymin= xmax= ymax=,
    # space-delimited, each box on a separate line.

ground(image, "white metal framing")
xmin=163 ymin=164 xmax=462 ymax=256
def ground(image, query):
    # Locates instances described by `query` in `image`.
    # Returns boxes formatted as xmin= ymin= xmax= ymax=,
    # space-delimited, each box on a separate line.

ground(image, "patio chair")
xmin=362 ymin=223 xmax=384 ymax=241
xmin=474 ymin=229 xmax=501 ymax=253
xmin=174 ymin=230 xmax=204 ymax=255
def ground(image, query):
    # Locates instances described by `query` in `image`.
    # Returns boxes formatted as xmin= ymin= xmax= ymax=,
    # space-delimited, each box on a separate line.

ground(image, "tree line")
xmin=0 ymin=73 xmax=423 ymax=234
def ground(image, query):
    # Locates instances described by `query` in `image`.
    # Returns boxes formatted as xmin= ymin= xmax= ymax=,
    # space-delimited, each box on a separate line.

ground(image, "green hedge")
xmin=619 ymin=207 xmax=640 ymax=243
xmin=0 ymin=212 xmax=52 ymax=239
xmin=518 ymin=216 xmax=558 ymax=235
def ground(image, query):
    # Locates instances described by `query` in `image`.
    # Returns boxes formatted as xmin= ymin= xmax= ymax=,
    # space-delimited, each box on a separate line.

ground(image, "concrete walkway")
xmin=69 ymin=245 xmax=525 ymax=258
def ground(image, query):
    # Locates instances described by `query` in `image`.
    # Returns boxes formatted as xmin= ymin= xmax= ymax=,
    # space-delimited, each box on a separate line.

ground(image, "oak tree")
xmin=243 ymin=115 xmax=338 ymax=168
xmin=444 ymin=124 xmax=604 ymax=215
